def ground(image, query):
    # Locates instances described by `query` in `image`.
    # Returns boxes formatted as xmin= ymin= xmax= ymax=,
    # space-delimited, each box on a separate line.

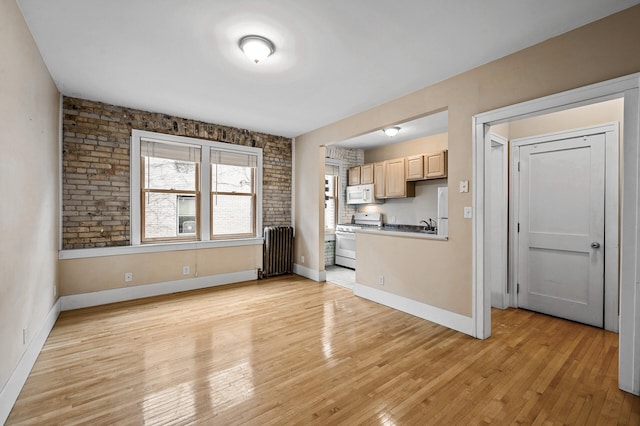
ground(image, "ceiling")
xmin=336 ymin=110 xmax=448 ymax=149
xmin=17 ymin=0 xmax=640 ymax=138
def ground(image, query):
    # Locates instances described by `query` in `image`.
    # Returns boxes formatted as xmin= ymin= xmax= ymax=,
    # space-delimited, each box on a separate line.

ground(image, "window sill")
xmin=59 ymin=238 xmax=264 ymax=260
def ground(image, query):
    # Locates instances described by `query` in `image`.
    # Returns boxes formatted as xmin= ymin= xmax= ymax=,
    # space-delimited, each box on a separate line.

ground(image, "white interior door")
xmin=517 ymin=133 xmax=605 ymax=327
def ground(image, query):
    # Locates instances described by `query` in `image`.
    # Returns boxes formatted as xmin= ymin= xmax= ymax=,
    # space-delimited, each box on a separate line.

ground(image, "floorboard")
xmin=7 ymin=275 xmax=640 ymax=425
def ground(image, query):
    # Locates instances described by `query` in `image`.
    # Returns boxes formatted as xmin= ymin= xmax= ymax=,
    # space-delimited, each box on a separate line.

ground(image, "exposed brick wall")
xmin=325 ymin=146 xmax=364 ymax=224
xmin=62 ymin=97 xmax=292 ymax=249
xmin=324 ymin=240 xmax=335 ymax=266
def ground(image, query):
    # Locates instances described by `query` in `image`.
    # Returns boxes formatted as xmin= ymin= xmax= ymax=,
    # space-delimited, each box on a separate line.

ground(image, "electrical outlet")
xmin=464 ymin=207 xmax=473 ymax=219
xmin=459 ymin=180 xmax=469 ymax=193
xmin=124 ymin=272 xmax=133 ymax=282
xmin=301 ymin=255 xmax=305 ymax=264
xmin=378 ymin=275 xmax=384 ymax=286
xmin=183 ymin=265 xmax=190 ymax=275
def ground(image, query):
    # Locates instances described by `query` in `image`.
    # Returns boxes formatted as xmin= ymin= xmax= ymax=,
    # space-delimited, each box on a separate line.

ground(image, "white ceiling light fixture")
xmin=239 ymin=35 xmax=275 ymax=64
xmin=383 ymin=126 xmax=401 ymax=137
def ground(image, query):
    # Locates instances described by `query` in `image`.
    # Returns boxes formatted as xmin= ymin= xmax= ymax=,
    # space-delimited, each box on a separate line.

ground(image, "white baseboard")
xmin=0 ymin=299 xmax=61 ymax=425
xmin=354 ymin=283 xmax=474 ymax=336
xmin=293 ymin=263 xmax=326 ymax=282
xmin=60 ymin=270 xmax=257 ymax=311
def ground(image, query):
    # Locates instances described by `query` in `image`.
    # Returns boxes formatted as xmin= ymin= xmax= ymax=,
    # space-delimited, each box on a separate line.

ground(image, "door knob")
xmin=591 ymin=242 xmax=601 ymax=249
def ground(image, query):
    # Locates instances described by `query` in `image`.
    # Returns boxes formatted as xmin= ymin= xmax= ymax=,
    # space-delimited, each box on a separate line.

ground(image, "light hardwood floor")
xmin=7 ymin=275 xmax=640 ymax=425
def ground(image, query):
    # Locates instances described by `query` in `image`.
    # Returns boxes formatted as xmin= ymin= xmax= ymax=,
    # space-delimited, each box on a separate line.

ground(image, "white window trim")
xmin=325 ymin=158 xmax=342 ymax=234
xmin=59 ymin=238 xmax=263 ymax=260
xmin=131 ymin=129 xmax=263 ymax=246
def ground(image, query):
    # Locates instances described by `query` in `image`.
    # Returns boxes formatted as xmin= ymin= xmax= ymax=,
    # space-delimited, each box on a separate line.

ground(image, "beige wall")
xmin=356 ymin=233 xmax=457 ymax=311
xmin=294 ymin=5 xmax=640 ymax=317
xmin=507 ymin=98 xmax=624 ymax=140
xmin=0 ymin=0 xmax=60 ymax=393
xmin=59 ymin=245 xmax=262 ymax=295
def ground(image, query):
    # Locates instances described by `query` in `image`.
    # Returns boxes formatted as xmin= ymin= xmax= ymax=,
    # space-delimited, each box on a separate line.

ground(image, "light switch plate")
xmin=459 ymin=180 xmax=469 ymax=193
xmin=464 ymin=206 xmax=473 ymax=218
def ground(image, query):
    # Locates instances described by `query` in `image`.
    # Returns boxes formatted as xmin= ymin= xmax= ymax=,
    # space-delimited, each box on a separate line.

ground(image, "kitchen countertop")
xmin=355 ymin=226 xmax=448 ymax=241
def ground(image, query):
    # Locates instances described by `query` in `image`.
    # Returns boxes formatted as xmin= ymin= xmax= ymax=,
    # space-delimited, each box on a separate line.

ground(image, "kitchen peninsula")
xmin=356 ymin=226 xmax=447 ymax=240
xmin=353 ymin=228 xmax=469 ymax=334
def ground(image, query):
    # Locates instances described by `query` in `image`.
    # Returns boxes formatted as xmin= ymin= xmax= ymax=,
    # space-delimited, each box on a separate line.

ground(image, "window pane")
xmin=211 ymin=164 xmax=253 ymax=194
xmin=325 ymin=199 xmax=336 ymax=230
xmin=177 ymin=195 xmax=197 ymax=235
xmin=212 ymin=195 xmax=253 ymax=236
xmin=144 ymin=193 xmax=197 ymax=240
xmin=324 ymin=175 xmax=337 ymax=230
xmin=144 ymin=157 xmax=197 ymax=190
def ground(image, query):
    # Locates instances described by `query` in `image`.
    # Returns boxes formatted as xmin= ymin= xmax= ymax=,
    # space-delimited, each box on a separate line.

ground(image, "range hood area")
xmin=346 ymin=184 xmax=384 ymax=204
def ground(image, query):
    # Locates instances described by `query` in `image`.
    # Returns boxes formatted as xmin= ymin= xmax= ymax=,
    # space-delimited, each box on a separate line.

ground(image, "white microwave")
xmin=346 ymin=184 xmax=384 ymax=204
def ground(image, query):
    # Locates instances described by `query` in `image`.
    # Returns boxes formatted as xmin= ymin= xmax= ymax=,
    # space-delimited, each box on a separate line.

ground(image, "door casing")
xmin=488 ymin=134 xmax=509 ymax=309
xmin=472 ymin=72 xmax=640 ymax=396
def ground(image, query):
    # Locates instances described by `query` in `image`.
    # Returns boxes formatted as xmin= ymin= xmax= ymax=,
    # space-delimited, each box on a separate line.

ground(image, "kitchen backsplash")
xmin=360 ymin=179 xmax=446 ymax=225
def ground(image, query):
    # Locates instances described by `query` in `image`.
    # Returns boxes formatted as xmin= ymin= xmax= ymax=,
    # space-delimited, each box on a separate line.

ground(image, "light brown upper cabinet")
xmin=360 ymin=163 xmax=374 ymax=184
xmin=374 ymin=162 xmax=385 ymax=198
xmin=404 ymin=150 xmax=448 ymax=180
xmin=348 ymin=166 xmax=361 ymax=186
xmin=424 ymin=150 xmax=447 ymax=179
xmin=384 ymin=158 xmax=415 ymax=198
xmin=406 ymin=154 xmax=425 ymax=181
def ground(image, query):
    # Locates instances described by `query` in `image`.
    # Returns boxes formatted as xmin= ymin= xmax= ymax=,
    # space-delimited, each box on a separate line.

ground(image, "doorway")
xmin=473 ymin=73 xmax=640 ymax=396
xmin=510 ymin=123 xmax=618 ymax=328
xmin=489 ymin=103 xmax=621 ymax=329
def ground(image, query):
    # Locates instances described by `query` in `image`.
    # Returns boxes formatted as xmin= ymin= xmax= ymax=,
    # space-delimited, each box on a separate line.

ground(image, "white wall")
xmin=0 ymin=0 xmax=60 ymax=413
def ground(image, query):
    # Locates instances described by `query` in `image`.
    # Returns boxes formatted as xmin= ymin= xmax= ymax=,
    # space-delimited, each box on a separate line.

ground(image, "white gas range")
xmin=335 ymin=212 xmax=383 ymax=269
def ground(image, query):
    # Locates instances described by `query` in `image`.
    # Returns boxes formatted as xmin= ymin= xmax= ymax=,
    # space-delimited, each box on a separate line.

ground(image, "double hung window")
xmin=131 ymin=130 xmax=262 ymax=245
xmin=140 ymin=140 xmax=200 ymax=242
xmin=324 ymin=160 xmax=341 ymax=233
xmin=211 ymin=150 xmax=257 ymax=239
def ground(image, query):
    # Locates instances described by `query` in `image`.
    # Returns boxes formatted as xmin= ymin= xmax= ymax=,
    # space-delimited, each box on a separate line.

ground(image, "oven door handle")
xmin=335 ymin=231 xmax=356 ymax=237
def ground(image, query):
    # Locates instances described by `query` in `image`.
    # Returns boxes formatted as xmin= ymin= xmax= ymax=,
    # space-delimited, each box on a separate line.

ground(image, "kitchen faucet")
xmin=420 ymin=219 xmax=436 ymax=231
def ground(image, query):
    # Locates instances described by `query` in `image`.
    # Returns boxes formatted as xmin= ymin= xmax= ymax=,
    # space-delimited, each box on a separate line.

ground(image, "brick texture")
xmin=325 ymin=146 xmax=364 ymax=224
xmin=324 ymin=240 xmax=335 ymax=266
xmin=62 ymin=97 xmax=292 ymax=249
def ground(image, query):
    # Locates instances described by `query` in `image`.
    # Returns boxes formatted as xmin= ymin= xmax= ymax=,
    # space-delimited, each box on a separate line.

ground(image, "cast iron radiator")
xmin=262 ymin=226 xmax=294 ymax=278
